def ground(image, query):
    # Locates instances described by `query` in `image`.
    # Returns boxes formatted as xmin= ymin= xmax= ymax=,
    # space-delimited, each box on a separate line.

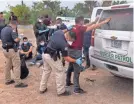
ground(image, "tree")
xmin=9 ymin=4 xmax=31 ymax=24
xmin=30 ymin=1 xmax=51 ymax=24
xmin=58 ymin=7 xmax=74 ymax=17
xmin=71 ymin=1 xmax=98 ymax=17
xmin=112 ymin=0 xmax=127 ymax=5
xmin=84 ymin=1 xmax=97 ymax=16
xmin=120 ymin=0 xmax=127 ymax=4
xmin=72 ymin=3 xmax=85 ymax=16
xmin=43 ymin=0 xmax=61 ymax=19
xmin=3 ymin=11 xmax=10 ymax=24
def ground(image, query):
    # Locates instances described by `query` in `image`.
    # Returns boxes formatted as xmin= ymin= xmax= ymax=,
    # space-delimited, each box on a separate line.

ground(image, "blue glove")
xmin=67 ymin=25 xmax=73 ymax=31
xmin=38 ymin=30 xmax=42 ymax=34
xmin=38 ymin=29 xmax=49 ymax=34
xmin=43 ymin=28 xmax=49 ymax=32
xmin=75 ymin=57 xmax=82 ymax=66
xmin=18 ymin=34 xmax=23 ymax=39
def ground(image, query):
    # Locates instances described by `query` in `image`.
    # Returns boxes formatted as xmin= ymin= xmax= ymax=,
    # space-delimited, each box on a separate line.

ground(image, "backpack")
xmin=20 ymin=56 xmax=29 ymax=79
xmin=11 ymin=56 xmax=29 ymax=79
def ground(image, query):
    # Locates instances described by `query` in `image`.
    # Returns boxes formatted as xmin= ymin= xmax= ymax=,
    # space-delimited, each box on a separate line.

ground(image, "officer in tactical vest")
xmin=1 ymin=21 xmax=28 ymax=88
xmin=39 ymin=27 xmax=83 ymax=96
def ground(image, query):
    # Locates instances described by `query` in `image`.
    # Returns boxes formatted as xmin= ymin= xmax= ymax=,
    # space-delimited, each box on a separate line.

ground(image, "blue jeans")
xmin=31 ymin=54 xmax=42 ymax=64
xmin=83 ymin=46 xmax=90 ymax=66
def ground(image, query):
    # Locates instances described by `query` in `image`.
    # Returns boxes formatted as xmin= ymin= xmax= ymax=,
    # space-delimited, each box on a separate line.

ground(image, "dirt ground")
xmin=0 ymin=26 xmax=133 ymax=104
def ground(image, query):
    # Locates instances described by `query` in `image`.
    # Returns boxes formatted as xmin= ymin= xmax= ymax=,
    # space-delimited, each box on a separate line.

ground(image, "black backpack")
xmin=20 ymin=56 xmax=29 ymax=79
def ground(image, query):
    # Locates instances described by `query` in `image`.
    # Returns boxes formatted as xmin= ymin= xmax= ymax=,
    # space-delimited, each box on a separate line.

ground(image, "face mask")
xmin=40 ymin=42 xmax=45 ymax=46
xmin=57 ymin=24 xmax=61 ymax=26
xmin=24 ymin=42 xmax=28 ymax=45
xmin=67 ymin=41 xmax=73 ymax=46
xmin=38 ymin=19 xmax=43 ymax=23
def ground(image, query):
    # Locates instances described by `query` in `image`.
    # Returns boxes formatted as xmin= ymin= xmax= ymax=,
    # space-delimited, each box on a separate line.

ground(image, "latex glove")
xmin=41 ymin=29 xmax=49 ymax=33
xmin=67 ymin=25 xmax=73 ymax=31
xmin=39 ymin=29 xmax=50 ymax=34
xmin=38 ymin=30 xmax=43 ymax=34
xmin=18 ymin=33 xmax=24 ymax=39
xmin=75 ymin=57 xmax=82 ymax=66
xmin=47 ymin=25 xmax=57 ymax=29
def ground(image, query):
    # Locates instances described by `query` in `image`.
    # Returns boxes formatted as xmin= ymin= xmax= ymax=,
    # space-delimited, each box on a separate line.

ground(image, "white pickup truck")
xmin=89 ymin=3 xmax=133 ymax=79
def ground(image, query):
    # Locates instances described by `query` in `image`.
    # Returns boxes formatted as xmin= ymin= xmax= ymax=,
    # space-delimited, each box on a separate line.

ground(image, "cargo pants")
xmin=3 ymin=49 xmax=21 ymax=85
xmin=40 ymin=53 xmax=66 ymax=95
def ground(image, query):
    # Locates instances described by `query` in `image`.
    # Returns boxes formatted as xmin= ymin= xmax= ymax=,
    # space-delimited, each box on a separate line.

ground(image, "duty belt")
xmin=44 ymin=47 xmax=61 ymax=61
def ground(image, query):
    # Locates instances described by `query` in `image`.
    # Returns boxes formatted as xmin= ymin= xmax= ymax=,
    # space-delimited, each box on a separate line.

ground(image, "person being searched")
xmin=66 ymin=16 xmax=111 ymax=94
xmin=1 ymin=21 xmax=28 ymax=88
xmin=19 ymin=37 xmax=33 ymax=60
xmin=29 ymin=38 xmax=47 ymax=67
xmin=39 ymin=28 xmax=83 ymax=96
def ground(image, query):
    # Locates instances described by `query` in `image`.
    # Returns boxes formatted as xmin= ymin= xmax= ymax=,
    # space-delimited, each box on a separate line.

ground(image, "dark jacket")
xmin=33 ymin=22 xmax=47 ymax=37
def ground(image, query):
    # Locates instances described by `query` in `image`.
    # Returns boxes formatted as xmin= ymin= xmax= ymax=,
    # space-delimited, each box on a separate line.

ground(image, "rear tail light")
xmin=91 ymin=30 xmax=95 ymax=46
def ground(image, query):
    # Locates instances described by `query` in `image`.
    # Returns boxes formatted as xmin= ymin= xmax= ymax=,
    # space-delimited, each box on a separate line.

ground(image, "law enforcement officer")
xmin=39 ymin=28 xmax=83 ymax=96
xmin=1 ymin=21 xmax=28 ymax=88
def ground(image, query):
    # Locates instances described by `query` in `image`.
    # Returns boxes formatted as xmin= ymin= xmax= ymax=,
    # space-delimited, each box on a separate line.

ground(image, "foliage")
xmin=112 ymin=0 xmax=127 ymax=5
xmin=30 ymin=1 xmax=51 ymax=24
xmin=4 ymin=0 xmax=105 ymax=24
xmin=72 ymin=1 xmax=97 ymax=17
xmin=3 ymin=11 xmax=10 ymax=24
xmin=9 ymin=4 xmax=31 ymax=24
xmin=43 ymin=0 xmax=61 ymax=19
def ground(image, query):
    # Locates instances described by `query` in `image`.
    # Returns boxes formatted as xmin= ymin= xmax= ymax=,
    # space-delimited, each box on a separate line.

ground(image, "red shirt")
xmin=70 ymin=25 xmax=87 ymax=50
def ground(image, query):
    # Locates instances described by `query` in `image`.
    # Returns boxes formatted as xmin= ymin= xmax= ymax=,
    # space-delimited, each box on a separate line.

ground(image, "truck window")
xmin=99 ymin=8 xmax=133 ymax=31
xmin=96 ymin=9 xmax=103 ymax=16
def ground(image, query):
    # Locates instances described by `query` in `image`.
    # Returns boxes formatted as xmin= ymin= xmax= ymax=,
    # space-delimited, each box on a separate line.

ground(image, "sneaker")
xmin=66 ymin=83 xmax=74 ymax=86
xmin=40 ymin=88 xmax=48 ymax=94
xmin=36 ymin=63 xmax=41 ymax=67
xmin=58 ymin=91 xmax=71 ymax=96
xmin=5 ymin=80 xmax=15 ymax=85
xmin=74 ymin=88 xmax=86 ymax=94
xmin=15 ymin=83 xmax=28 ymax=88
xmin=29 ymin=62 xmax=35 ymax=66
